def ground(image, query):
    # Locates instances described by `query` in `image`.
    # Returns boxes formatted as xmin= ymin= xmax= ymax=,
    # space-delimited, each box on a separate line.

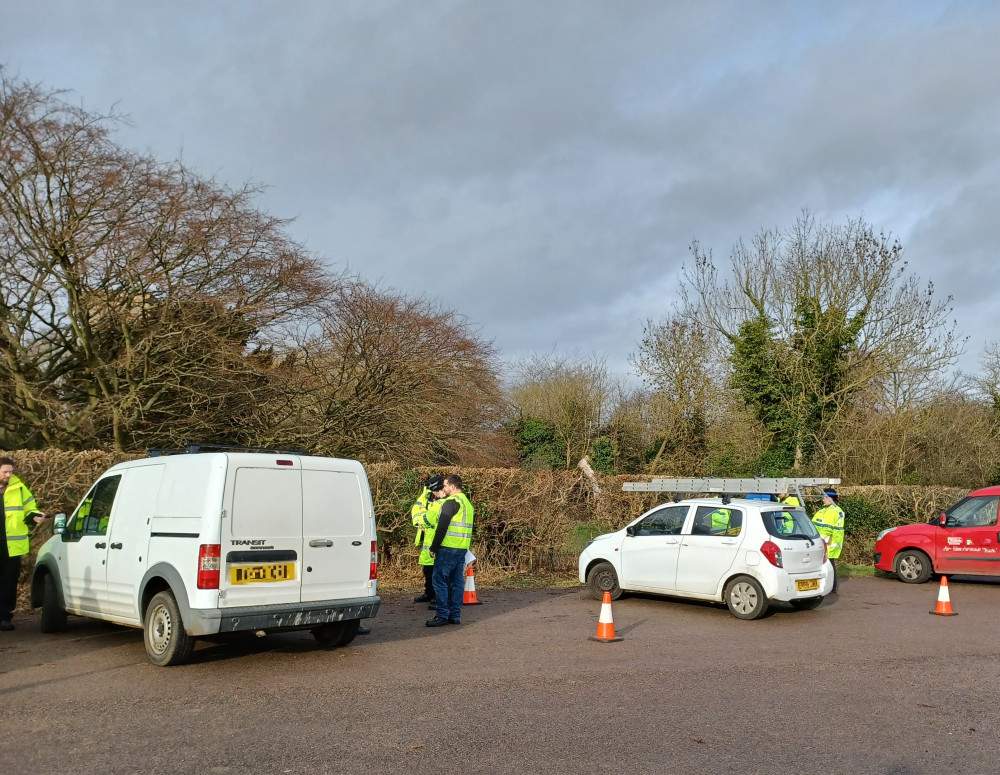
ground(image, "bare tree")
xmin=283 ymin=281 xmax=505 ymax=465
xmin=505 ymin=352 xmax=613 ymax=469
xmin=680 ymin=212 xmax=963 ymax=469
xmin=0 ymin=72 xmax=330 ymax=450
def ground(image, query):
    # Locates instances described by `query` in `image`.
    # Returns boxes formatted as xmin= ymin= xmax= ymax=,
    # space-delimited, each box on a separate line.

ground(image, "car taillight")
xmin=761 ymin=540 xmax=783 ymax=568
xmin=198 ymin=544 xmax=221 ymax=589
xmin=370 ymin=540 xmax=378 ymax=580
xmin=823 ymin=541 xmax=828 ymax=564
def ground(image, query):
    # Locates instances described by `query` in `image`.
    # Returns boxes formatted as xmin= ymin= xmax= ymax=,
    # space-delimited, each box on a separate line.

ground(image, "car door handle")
xmin=721 ymin=540 xmax=736 ymax=545
xmin=309 ymin=539 xmax=333 ymax=548
xmin=95 ymin=542 xmax=107 ymax=549
xmin=665 ymin=539 xmax=680 ymax=545
xmin=110 ymin=542 xmax=123 ymax=550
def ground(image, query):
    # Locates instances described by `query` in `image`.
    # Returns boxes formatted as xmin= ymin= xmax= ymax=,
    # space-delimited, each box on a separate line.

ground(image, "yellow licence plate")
xmin=230 ymin=563 xmax=295 ymax=585
xmin=796 ymin=578 xmax=820 ymax=591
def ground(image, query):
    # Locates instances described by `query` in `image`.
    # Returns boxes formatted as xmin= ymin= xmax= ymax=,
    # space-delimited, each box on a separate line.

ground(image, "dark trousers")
xmin=0 ymin=553 xmax=22 ymax=621
xmin=830 ymin=558 xmax=838 ymax=592
xmin=422 ymin=563 xmax=435 ymax=598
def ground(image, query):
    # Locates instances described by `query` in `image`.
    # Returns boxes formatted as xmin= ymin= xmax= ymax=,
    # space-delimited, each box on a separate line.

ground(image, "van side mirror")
xmin=53 ymin=513 xmax=67 ymax=535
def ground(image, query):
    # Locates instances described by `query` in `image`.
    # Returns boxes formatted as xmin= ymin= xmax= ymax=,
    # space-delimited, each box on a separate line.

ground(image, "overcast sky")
xmin=4 ymin=1 xmax=999 ymax=379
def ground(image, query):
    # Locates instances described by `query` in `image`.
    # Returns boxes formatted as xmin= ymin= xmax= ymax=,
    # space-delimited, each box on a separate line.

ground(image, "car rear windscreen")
xmin=761 ymin=509 xmax=821 ymax=540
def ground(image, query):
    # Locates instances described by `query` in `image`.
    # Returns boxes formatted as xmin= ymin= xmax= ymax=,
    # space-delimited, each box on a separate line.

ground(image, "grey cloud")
xmin=3 ymin=0 xmax=1000 ymax=377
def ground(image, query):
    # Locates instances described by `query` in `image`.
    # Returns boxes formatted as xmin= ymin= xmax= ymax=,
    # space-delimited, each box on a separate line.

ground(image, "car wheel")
xmin=144 ymin=591 xmax=196 ymax=666
xmin=313 ymin=619 xmax=361 ymax=649
xmin=725 ymin=576 xmax=769 ymax=620
xmin=39 ymin=573 xmax=67 ymax=633
xmin=586 ymin=561 xmax=622 ymax=601
xmin=895 ymin=549 xmax=933 ymax=584
xmin=790 ymin=596 xmax=824 ymax=611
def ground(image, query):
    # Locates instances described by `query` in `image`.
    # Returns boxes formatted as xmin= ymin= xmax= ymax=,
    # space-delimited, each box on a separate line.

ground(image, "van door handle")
xmin=110 ymin=542 xmax=123 ymax=550
xmin=95 ymin=542 xmax=107 ymax=549
xmin=309 ymin=539 xmax=333 ymax=548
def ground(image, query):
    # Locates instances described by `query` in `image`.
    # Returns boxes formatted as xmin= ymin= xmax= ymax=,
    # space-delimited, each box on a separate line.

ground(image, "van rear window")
xmin=232 ymin=468 xmax=302 ymax=537
xmin=302 ymin=470 xmax=366 ymax=537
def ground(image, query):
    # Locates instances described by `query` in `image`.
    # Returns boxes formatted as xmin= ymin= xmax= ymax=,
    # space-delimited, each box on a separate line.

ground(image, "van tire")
xmin=313 ymin=619 xmax=361 ymax=649
xmin=725 ymin=576 xmax=769 ymax=620
xmin=895 ymin=549 xmax=933 ymax=584
xmin=40 ymin=573 xmax=67 ymax=633
xmin=144 ymin=591 xmax=196 ymax=666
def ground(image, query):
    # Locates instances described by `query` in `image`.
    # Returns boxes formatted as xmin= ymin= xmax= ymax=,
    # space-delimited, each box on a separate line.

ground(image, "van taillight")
xmin=198 ymin=544 xmax=221 ymax=589
xmin=761 ymin=540 xmax=783 ymax=568
xmin=370 ymin=540 xmax=378 ymax=580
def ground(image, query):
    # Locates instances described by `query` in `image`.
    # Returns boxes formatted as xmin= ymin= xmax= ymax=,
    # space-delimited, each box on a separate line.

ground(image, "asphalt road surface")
xmin=2 ymin=576 xmax=998 ymax=775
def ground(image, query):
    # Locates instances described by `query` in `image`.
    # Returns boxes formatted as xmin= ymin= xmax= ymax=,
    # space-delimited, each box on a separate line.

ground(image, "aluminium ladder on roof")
xmin=621 ymin=477 xmax=840 ymax=495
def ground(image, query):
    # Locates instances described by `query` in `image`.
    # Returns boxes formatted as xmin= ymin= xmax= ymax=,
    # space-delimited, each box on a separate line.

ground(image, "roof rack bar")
xmin=147 ymin=443 xmax=311 ymax=458
xmin=622 ymin=477 xmax=840 ymax=494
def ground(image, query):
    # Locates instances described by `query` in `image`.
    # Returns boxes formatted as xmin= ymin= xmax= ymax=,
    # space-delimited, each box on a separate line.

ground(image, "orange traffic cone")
xmin=463 ymin=564 xmax=481 ymax=605
xmin=929 ymin=576 xmax=958 ymax=616
xmin=589 ymin=590 xmax=623 ymax=642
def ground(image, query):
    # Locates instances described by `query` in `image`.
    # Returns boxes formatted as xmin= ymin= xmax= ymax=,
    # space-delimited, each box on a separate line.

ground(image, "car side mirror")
xmin=53 ymin=513 xmax=67 ymax=535
xmin=938 ymin=513 xmax=947 ymax=527
xmin=625 ymin=524 xmax=637 ymax=537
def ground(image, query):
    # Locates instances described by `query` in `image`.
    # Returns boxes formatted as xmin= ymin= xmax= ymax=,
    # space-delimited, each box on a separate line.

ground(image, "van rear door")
xmin=221 ymin=461 xmax=303 ymax=608
xmin=300 ymin=462 xmax=372 ymax=603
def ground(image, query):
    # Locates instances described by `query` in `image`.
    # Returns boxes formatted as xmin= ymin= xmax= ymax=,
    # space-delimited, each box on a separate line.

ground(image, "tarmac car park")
xmin=579 ymin=478 xmax=837 ymax=619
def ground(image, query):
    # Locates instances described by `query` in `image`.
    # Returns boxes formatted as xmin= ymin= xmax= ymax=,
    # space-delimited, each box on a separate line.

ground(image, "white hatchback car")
xmin=579 ymin=497 xmax=833 ymax=619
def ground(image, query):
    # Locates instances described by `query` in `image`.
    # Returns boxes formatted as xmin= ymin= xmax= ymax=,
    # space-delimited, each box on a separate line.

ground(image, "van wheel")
xmin=790 ymin=596 xmax=824 ymax=610
xmin=895 ymin=550 xmax=933 ymax=584
xmin=144 ymin=591 xmax=196 ymax=666
xmin=313 ymin=619 xmax=361 ymax=649
xmin=40 ymin=574 xmax=67 ymax=633
xmin=586 ymin=562 xmax=622 ymax=601
xmin=725 ymin=576 xmax=769 ymax=620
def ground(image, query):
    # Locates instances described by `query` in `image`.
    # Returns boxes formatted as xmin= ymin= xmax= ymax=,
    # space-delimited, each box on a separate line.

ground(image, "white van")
xmin=30 ymin=449 xmax=381 ymax=666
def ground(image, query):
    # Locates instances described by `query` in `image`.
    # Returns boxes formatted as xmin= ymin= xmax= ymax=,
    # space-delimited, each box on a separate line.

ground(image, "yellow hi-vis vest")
xmin=812 ymin=504 xmax=845 ymax=559
xmin=781 ymin=495 xmax=801 ymax=507
xmin=710 ymin=508 xmax=731 ymax=532
xmin=4 ymin=475 xmax=39 ymax=558
xmin=418 ymin=499 xmax=444 ymax=566
xmin=438 ymin=492 xmax=474 ymax=550
xmin=411 ymin=487 xmax=433 ymax=546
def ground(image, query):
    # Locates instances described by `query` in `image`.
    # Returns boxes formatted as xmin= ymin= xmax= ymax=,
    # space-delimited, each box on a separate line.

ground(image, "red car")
xmin=874 ymin=486 xmax=1000 ymax=583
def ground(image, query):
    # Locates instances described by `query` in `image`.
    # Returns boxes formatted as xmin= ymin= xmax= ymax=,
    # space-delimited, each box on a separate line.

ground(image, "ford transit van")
xmin=31 ymin=448 xmax=380 ymax=665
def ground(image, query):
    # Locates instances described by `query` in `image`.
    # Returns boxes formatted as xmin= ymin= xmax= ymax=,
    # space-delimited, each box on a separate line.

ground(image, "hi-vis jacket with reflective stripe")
xmin=411 ymin=488 xmax=445 ymax=566
xmin=4 ymin=475 xmax=40 ymax=558
xmin=411 ymin=487 xmax=433 ymax=544
xmin=434 ymin=492 xmax=474 ymax=551
xmin=812 ymin=504 xmax=845 ymax=559
xmin=418 ymin=499 xmax=444 ymax=566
